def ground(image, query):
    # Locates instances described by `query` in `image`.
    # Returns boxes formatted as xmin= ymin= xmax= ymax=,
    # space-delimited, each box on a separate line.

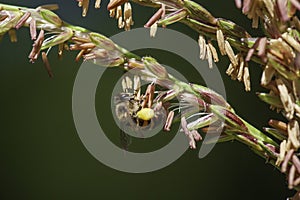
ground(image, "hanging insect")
xmin=113 ymin=75 xmax=167 ymax=149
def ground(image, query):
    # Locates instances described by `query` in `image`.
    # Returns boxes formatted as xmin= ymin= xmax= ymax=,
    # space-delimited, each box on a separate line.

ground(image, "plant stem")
xmin=0 ymin=2 xmax=282 ymax=173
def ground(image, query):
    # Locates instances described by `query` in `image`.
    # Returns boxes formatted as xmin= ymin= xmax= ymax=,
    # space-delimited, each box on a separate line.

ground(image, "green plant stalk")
xmin=0 ymin=2 xmax=280 ymax=170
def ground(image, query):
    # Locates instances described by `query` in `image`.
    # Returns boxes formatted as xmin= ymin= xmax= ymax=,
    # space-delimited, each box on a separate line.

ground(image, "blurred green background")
xmin=0 ymin=0 xmax=293 ymax=199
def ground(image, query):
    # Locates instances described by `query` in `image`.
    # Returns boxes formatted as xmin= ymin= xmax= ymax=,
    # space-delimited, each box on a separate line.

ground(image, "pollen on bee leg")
xmin=137 ymin=108 xmax=155 ymax=121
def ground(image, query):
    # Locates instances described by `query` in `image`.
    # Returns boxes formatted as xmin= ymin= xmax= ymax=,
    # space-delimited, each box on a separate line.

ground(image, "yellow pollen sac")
xmin=136 ymin=108 xmax=154 ymax=121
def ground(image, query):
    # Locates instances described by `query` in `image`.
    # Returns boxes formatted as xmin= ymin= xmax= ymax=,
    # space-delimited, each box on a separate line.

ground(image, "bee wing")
xmin=133 ymin=75 xmax=141 ymax=98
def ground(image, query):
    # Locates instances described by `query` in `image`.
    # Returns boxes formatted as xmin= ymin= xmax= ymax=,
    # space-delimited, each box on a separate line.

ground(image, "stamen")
xmin=206 ymin=44 xmax=213 ymax=68
xmin=15 ymin=12 xmax=31 ymax=30
xmin=198 ymin=35 xmax=206 ymax=60
xmin=75 ymin=49 xmax=86 ymax=62
xmin=225 ymin=40 xmax=238 ymax=67
xmin=144 ymin=8 xmax=163 ymax=28
xmin=58 ymin=43 xmax=63 ymax=58
xmin=82 ymin=0 xmax=89 ymax=17
xmin=243 ymin=63 xmax=251 ymax=91
xmin=107 ymin=0 xmax=127 ymax=10
xmin=288 ymin=165 xmax=296 ymax=189
xmin=8 ymin=29 xmax=17 ymax=43
xmin=292 ymin=155 xmax=300 ymax=173
xmin=234 ymin=0 xmax=242 ymax=9
xmin=150 ymin=23 xmax=158 ymax=37
xmin=164 ymin=111 xmax=174 ymax=131
xmin=216 ymin=29 xmax=226 ymax=55
xmin=237 ymin=55 xmax=244 ymax=82
xmin=207 ymin=41 xmax=219 ymax=62
xmin=29 ymin=18 xmax=37 ymax=40
xmin=277 ymin=0 xmax=289 ymax=22
xmin=39 ymin=4 xmax=59 ymax=11
xmin=268 ymin=119 xmax=288 ymax=132
xmin=276 ymin=140 xmax=287 ymax=166
xmin=95 ymin=0 xmax=101 ymax=8
xmin=290 ymin=0 xmax=300 ymax=10
xmin=261 ymin=65 xmax=275 ymax=86
xmin=288 ymin=120 xmax=300 ymax=149
xmin=42 ymin=52 xmax=54 ymax=78
xmin=282 ymin=149 xmax=294 ymax=172
xmin=276 ymin=79 xmax=295 ymax=120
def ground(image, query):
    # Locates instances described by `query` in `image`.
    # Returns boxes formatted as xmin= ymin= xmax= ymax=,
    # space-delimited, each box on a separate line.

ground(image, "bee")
xmin=114 ymin=75 xmax=165 ymax=149
xmin=114 ymin=76 xmax=156 ymax=128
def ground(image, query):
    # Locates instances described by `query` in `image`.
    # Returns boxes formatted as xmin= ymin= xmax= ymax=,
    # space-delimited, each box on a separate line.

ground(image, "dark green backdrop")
xmin=0 ymin=0 xmax=293 ymax=199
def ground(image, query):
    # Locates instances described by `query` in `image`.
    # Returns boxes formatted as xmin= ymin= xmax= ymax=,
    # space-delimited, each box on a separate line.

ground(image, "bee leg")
xmin=120 ymin=129 xmax=131 ymax=150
